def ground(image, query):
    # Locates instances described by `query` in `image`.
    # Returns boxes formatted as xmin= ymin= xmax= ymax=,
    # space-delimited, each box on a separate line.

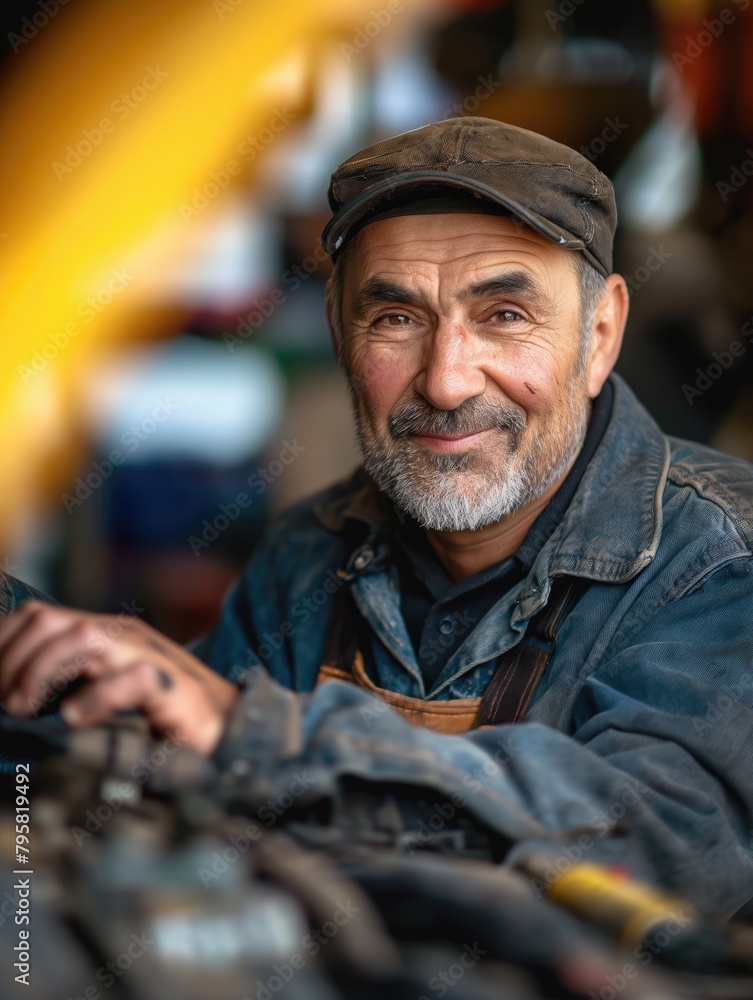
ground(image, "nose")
xmin=413 ymin=319 xmax=486 ymax=411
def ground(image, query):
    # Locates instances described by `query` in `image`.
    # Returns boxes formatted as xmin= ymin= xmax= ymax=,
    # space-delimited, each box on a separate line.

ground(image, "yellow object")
xmin=546 ymin=862 xmax=697 ymax=947
xmin=0 ymin=0 xmax=434 ymax=548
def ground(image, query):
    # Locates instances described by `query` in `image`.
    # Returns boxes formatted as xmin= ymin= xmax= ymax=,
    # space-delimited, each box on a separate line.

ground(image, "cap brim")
xmin=321 ymin=171 xmax=609 ymax=278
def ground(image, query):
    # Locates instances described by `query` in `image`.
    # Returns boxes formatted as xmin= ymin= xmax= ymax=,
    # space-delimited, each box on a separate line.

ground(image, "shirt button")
xmin=439 ymin=616 xmax=454 ymax=635
xmin=352 ymin=546 xmax=374 ymax=571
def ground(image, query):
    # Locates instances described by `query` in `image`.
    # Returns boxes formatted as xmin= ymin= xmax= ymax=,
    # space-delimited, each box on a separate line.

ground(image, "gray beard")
xmin=348 ymin=380 xmax=591 ymax=532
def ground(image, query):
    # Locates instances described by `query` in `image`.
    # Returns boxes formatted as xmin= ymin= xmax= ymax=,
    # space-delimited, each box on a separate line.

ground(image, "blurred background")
xmin=1 ymin=0 xmax=752 ymax=643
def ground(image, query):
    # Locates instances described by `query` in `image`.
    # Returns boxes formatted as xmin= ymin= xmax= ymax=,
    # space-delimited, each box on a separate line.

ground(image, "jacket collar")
xmin=531 ymin=373 xmax=670 ymax=585
xmin=313 ymin=373 xmax=670 ymax=590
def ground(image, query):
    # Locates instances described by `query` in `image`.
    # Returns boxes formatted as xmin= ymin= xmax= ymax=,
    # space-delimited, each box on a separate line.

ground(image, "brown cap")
xmin=321 ymin=117 xmax=617 ymax=277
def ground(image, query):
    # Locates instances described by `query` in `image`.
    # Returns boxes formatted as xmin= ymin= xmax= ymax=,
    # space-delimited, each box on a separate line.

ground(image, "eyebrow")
xmin=351 ymin=278 xmax=426 ymax=319
xmin=459 ymin=270 xmax=544 ymax=302
xmin=350 ymin=269 xmax=547 ymax=320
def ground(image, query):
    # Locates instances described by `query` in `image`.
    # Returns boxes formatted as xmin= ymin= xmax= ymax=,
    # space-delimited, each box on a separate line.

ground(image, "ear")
xmin=585 ymin=273 xmax=629 ymax=398
xmin=325 ymin=271 xmax=344 ymax=367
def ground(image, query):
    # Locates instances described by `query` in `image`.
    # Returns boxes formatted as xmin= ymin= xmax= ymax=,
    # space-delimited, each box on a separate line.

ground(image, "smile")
xmin=411 ymin=429 xmax=493 ymax=453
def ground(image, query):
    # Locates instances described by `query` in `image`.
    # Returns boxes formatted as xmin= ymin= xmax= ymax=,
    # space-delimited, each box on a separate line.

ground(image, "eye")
xmin=490 ymin=308 xmax=523 ymax=323
xmin=375 ymin=313 xmax=412 ymax=327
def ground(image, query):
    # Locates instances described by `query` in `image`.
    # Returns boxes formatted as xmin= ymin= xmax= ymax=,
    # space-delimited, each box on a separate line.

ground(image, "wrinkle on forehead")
xmin=343 ymin=213 xmax=577 ymax=317
xmin=358 ymin=212 xmax=564 ymax=258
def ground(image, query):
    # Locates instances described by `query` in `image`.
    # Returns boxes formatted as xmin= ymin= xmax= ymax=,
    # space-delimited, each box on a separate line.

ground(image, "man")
xmin=1 ymin=118 xmax=752 ymax=917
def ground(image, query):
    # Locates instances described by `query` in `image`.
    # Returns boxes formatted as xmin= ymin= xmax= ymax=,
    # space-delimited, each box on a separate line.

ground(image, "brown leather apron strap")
xmin=473 ymin=577 xmax=587 ymax=729
xmin=320 ymin=582 xmax=360 ymax=673
xmin=318 ymin=575 xmax=587 ymax=734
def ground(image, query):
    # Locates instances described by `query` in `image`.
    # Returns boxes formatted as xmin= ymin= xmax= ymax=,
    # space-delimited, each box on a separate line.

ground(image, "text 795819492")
xmin=13 ymin=762 xmax=32 ymax=986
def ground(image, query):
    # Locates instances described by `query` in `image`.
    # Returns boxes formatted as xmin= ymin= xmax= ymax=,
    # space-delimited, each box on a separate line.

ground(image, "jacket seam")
xmin=667 ymin=464 xmax=753 ymax=550
xmin=658 ymin=547 xmax=753 ymax=605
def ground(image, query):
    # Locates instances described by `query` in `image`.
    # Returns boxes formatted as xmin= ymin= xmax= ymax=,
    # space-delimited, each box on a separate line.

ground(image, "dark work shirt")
xmin=392 ymin=382 xmax=614 ymax=691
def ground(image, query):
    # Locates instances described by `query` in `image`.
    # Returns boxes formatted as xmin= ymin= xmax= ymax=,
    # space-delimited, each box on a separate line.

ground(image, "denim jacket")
xmin=198 ymin=372 xmax=753 ymax=918
xmin=0 ymin=571 xmax=46 ymax=616
xmin=0 ymin=571 xmax=54 ymax=773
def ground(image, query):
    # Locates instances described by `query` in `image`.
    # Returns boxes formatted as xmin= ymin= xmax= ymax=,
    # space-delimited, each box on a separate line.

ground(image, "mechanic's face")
xmin=337 ymin=213 xmax=595 ymax=532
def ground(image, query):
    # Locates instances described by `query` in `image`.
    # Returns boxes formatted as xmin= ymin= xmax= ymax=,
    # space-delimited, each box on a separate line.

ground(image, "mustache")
xmin=389 ymin=396 xmax=527 ymax=441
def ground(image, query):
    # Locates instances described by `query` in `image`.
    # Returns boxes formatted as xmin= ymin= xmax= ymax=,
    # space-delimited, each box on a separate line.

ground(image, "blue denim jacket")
xmin=0 ymin=571 xmax=46 ymax=616
xmin=200 ymin=372 xmax=753 ymax=918
xmin=0 ymin=571 xmax=54 ymax=773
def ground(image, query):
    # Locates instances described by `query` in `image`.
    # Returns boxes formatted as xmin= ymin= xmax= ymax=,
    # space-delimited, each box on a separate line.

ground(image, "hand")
xmin=0 ymin=601 xmax=240 ymax=754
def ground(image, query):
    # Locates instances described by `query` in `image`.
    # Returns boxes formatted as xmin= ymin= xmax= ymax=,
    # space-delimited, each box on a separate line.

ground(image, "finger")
xmin=0 ymin=599 xmax=49 ymax=649
xmin=141 ymin=630 xmax=217 ymax=680
xmin=2 ymin=614 xmax=140 ymax=716
xmin=60 ymin=660 xmax=163 ymax=728
xmin=60 ymin=660 xmax=222 ymax=751
xmin=0 ymin=603 xmax=84 ymax=703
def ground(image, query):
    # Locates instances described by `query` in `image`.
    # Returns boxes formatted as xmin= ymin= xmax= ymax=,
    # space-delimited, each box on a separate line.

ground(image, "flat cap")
xmin=322 ymin=117 xmax=617 ymax=277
